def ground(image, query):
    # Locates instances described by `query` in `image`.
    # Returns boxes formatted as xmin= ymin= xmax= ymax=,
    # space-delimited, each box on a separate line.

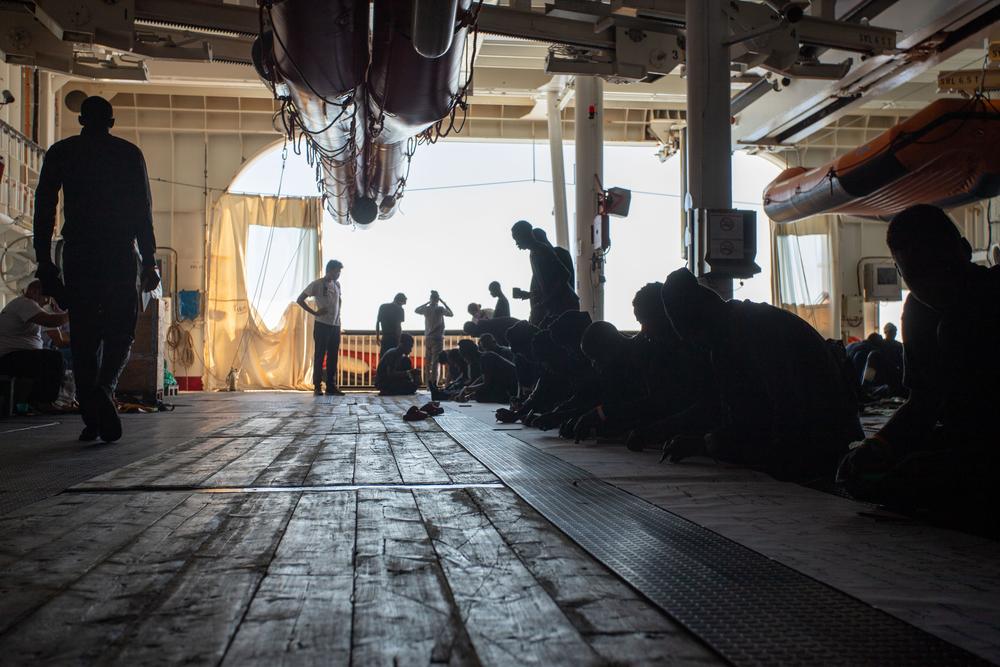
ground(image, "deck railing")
xmin=335 ymin=330 xmax=472 ymax=389
xmin=0 ymin=120 xmax=44 ymax=225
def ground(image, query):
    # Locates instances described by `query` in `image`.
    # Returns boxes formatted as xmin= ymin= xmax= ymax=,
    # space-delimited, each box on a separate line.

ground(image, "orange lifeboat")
xmin=763 ymin=98 xmax=1000 ymax=223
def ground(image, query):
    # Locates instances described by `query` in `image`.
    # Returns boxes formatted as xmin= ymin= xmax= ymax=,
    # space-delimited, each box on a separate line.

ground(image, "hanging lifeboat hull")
xmin=763 ymin=99 xmax=1000 ymax=223
xmin=364 ymin=0 xmax=474 ymax=219
xmin=268 ymin=0 xmax=368 ymax=225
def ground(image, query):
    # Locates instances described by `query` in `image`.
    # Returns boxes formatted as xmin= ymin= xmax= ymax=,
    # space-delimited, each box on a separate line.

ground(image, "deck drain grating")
xmin=438 ymin=414 xmax=988 ymax=667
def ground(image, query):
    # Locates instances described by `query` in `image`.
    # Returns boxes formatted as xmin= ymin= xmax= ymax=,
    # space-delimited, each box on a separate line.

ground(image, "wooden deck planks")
xmin=0 ymin=492 xmax=192 ymax=635
xmin=419 ymin=432 xmax=500 ymax=484
xmin=111 ymin=493 xmax=299 ymax=665
xmin=470 ymin=487 xmax=720 ymax=666
xmin=0 ymin=394 xmax=729 ymax=666
xmin=303 ymin=434 xmax=357 ymax=485
xmin=351 ymin=489 xmax=472 ymax=666
xmin=223 ymin=493 xmax=356 ymax=666
xmin=414 ymin=488 xmax=603 ymax=666
xmin=0 ymin=493 xmax=241 ymax=664
xmin=387 ymin=432 xmax=451 ymax=484
xmin=354 ymin=433 xmax=403 ymax=485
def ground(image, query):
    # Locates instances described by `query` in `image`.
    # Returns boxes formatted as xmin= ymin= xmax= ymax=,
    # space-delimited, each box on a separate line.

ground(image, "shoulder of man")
xmin=9 ymin=296 xmax=44 ymax=320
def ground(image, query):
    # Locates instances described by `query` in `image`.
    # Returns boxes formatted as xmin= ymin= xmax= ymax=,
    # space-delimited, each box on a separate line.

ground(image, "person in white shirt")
xmin=0 ymin=280 xmax=69 ymax=405
xmin=467 ymin=302 xmax=494 ymax=322
xmin=415 ymin=290 xmax=453 ymax=386
xmin=297 ymin=259 xmax=345 ymax=396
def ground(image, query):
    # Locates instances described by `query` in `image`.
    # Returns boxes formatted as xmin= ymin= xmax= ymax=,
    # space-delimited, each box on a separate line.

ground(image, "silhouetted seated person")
xmin=504 ymin=320 xmax=542 ymax=402
xmin=463 ymin=316 xmax=520 ymax=346
xmin=882 ymin=322 xmax=904 ymax=370
xmin=374 ymin=333 xmax=420 ymax=396
xmin=464 ymin=349 xmax=518 ymax=404
xmin=660 ymin=268 xmax=863 ymax=482
xmin=581 ymin=282 xmax=709 ymax=451
xmin=478 ymin=333 xmax=514 ymax=362
xmin=838 ymin=205 xmax=1000 ymax=524
xmin=510 ymin=220 xmax=579 ymax=325
xmin=569 ymin=321 xmax=649 ymax=442
xmin=467 ymin=302 xmax=493 ymax=322
xmin=429 ymin=348 xmax=469 ymax=402
xmin=0 ymin=280 xmax=69 ymax=407
xmin=524 ymin=329 xmax=591 ymax=430
xmin=489 ymin=281 xmax=511 ymax=318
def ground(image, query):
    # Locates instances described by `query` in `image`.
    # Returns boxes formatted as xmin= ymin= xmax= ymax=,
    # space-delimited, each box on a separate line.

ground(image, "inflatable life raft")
xmin=763 ymin=98 xmax=1000 ymax=223
xmin=258 ymin=0 xmax=473 ymax=226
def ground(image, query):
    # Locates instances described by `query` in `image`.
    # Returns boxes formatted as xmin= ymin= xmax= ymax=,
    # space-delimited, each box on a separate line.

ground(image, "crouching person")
xmin=660 ymin=268 xmax=863 ymax=482
xmin=374 ymin=334 xmax=420 ymax=396
xmin=837 ymin=205 xmax=1000 ymax=529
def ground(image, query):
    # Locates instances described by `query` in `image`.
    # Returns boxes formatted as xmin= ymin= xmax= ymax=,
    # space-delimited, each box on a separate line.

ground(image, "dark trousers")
xmin=64 ymin=245 xmax=139 ymax=425
xmin=0 ymin=349 xmax=65 ymax=403
xmin=313 ymin=322 xmax=341 ymax=390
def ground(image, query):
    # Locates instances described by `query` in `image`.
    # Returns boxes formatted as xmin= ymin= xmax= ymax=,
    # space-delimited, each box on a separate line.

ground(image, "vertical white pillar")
xmin=686 ymin=0 xmax=733 ymax=299
xmin=573 ymin=76 xmax=604 ymax=319
xmin=546 ymin=88 xmax=570 ymax=251
xmin=36 ymin=71 xmax=55 ymax=149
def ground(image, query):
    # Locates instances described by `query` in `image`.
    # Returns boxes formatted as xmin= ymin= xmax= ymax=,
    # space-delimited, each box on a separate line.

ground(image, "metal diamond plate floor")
xmin=438 ymin=413 xmax=990 ymax=667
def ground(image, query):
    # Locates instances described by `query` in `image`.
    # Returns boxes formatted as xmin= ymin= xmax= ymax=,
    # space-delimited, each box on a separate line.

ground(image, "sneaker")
xmin=313 ymin=386 xmax=323 ymax=396
xmin=420 ymin=401 xmax=444 ymax=416
xmin=403 ymin=406 xmax=429 ymax=422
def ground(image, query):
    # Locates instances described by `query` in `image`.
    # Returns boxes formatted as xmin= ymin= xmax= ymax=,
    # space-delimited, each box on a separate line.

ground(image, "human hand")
xmin=314 ymin=307 xmax=328 ymax=316
xmin=512 ymin=287 xmax=529 ymax=300
xmin=140 ymin=265 xmax=161 ymax=293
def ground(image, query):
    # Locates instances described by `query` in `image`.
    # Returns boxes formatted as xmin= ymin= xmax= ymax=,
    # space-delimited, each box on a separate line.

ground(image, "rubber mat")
xmin=438 ymin=414 xmax=989 ymax=667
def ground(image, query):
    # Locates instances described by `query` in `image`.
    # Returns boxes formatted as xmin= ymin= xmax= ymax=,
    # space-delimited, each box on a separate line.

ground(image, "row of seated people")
xmin=418 ymin=205 xmax=997 ymax=532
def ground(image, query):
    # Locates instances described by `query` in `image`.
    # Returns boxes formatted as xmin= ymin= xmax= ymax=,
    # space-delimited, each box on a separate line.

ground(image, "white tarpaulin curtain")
xmin=770 ymin=215 xmax=840 ymax=339
xmin=204 ymin=193 xmax=322 ymax=390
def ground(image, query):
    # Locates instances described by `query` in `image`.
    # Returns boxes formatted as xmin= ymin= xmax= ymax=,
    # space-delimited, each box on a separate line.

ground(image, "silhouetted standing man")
xmin=297 ymin=259 xmax=344 ymax=396
xmin=510 ymin=220 xmax=579 ymax=325
xmin=376 ymin=292 xmax=407 ymax=358
xmin=489 ymin=281 xmax=510 ymax=318
xmin=34 ymin=96 xmax=160 ymax=443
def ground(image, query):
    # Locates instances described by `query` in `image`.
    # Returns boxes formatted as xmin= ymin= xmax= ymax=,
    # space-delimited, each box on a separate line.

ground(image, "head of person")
xmin=467 ymin=302 xmax=481 ymax=317
xmin=23 ymin=280 xmax=46 ymax=305
xmin=632 ymin=281 xmax=676 ymax=343
xmin=866 ymin=332 xmax=884 ymax=347
xmin=463 ymin=320 xmax=481 ymax=336
xmin=398 ymin=333 xmax=414 ymax=354
xmin=437 ymin=350 xmax=449 ymax=365
xmin=511 ymin=220 xmax=534 ymax=249
xmin=479 ymin=333 xmax=498 ymax=352
xmin=430 ymin=290 xmax=440 ymax=304
xmin=549 ymin=310 xmax=593 ymax=352
xmin=79 ymin=96 xmax=114 ymax=131
xmin=530 ymin=330 xmax=569 ymax=373
xmin=887 ymin=205 xmax=972 ymax=312
xmin=505 ymin=320 xmax=539 ymax=356
xmin=581 ymin=321 xmax=627 ymax=371
xmin=458 ymin=338 xmax=479 ymax=362
xmin=532 ymin=228 xmax=552 ymax=247
xmin=883 ymin=322 xmax=898 ymax=341
xmin=489 ymin=281 xmax=502 ymax=297
xmin=447 ymin=348 xmax=465 ymax=367
xmin=393 ymin=292 xmax=407 ymax=306
xmin=660 ymin=268 xmax=727 ymax=345
xmin=325 ymin=259 xmax=343 ymax=281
